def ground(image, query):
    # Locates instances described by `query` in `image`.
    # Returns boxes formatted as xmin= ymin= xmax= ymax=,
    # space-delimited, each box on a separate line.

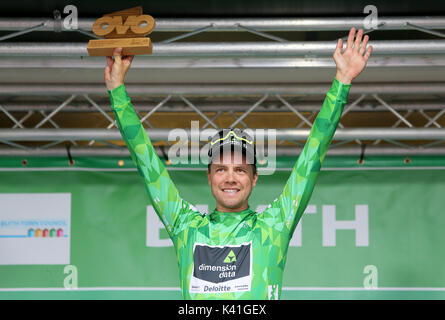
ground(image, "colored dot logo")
xmin=28 ymin=228 xmax=64 ymax=238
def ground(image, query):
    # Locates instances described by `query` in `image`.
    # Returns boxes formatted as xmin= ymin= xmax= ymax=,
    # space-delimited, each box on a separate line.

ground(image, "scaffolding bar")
xmin=1 ymin=146 xmax=445 ymax=157
xmin=1 ymin=17 xmax=445 ymax=32
xmin=1 ymin=101 xmax=444 ymax=113
xmin=1 ymin=128 xmax=445 ymax=141
xmin=1 ymin=40 xmax=445 ymax=57
xmin=1 ymin=83 xmax=445 ymax=96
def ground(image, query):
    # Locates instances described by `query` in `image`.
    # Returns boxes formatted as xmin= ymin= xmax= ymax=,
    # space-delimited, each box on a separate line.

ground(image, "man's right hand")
xmin=104 ymin=47 xmax=134 ymax=91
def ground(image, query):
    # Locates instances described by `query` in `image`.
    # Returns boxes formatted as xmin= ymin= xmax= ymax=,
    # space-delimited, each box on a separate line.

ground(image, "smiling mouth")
xmin=222 ymin=188 xmax=240 ymax=194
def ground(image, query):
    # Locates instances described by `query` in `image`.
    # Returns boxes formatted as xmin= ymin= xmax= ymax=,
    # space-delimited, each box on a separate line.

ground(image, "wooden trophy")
xmin=87 ymin=6 xmax=155 ymax=56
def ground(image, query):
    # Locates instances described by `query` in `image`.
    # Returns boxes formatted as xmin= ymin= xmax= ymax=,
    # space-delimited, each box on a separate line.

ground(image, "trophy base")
xmin=87 ymin=38 xmax=152 ymax=56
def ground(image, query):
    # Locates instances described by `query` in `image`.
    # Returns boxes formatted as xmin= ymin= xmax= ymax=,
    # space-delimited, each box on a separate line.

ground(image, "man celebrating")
xmin=105 ymin=27 xmax=372 ymax=299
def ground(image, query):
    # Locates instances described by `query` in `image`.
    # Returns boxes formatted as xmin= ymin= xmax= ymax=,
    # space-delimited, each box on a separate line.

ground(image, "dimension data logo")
xmin=223 ymin=250 xmax=237 ymax=263
xmin=190 ymin=242 xmax=252 ymax=293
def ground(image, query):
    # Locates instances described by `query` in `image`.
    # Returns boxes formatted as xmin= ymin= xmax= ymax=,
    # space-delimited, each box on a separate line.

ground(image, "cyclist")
xmin=105 ymin=27 xmax=372 ymax=299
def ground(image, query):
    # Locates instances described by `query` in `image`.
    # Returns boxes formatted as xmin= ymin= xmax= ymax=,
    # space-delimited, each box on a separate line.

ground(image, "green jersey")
xmin=108 ymin=78 xmax=351 ymax=300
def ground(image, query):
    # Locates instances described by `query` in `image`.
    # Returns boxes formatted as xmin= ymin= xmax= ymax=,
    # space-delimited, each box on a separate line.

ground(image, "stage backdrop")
xmin=1 ymin=156 xmax=445 ymax=300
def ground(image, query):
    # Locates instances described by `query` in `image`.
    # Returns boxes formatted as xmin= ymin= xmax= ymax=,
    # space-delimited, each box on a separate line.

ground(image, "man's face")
xmin=207 ymin=152 xmax=258 ymax=213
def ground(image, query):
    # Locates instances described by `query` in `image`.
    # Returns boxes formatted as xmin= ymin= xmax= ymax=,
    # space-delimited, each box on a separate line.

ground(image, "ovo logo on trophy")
xmin=87 ymin=6 xmax=155 ymax=56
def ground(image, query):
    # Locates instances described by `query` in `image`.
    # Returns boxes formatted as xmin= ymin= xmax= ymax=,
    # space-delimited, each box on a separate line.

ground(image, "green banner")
xmin=1 ymin=163 xmax=445 ymax=299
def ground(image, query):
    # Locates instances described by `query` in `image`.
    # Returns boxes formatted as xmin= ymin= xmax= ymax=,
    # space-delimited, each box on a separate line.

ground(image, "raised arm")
xmin=261 ymin=28 xmax=372 ymax=236
xmin=105 ymin=48 xmax=200 ymax=238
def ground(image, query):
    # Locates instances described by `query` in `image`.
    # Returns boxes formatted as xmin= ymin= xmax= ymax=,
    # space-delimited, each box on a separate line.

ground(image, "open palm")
xmin=333 ymin=28 xmax=372 ymax=84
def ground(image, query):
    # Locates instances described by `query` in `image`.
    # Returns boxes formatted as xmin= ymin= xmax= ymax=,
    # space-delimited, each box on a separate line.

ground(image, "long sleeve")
xmin=108 ymin=84 xmax=200 ymax=239
xmin=260 ymin=78 xmax=351 ymax=236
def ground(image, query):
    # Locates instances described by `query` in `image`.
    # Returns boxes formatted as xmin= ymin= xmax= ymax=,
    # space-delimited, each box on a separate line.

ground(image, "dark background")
xmin=1 ymin=0 xmax=445 ymax=18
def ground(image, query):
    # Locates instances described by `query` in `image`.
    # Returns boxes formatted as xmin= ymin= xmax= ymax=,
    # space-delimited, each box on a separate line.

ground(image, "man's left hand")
xmin=333 ymin=27 xmax=373 ymax=84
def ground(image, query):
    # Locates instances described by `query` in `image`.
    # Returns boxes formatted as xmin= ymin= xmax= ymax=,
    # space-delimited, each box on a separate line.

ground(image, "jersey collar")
xmin=210 ymin=206 xmax=255 ymax=223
